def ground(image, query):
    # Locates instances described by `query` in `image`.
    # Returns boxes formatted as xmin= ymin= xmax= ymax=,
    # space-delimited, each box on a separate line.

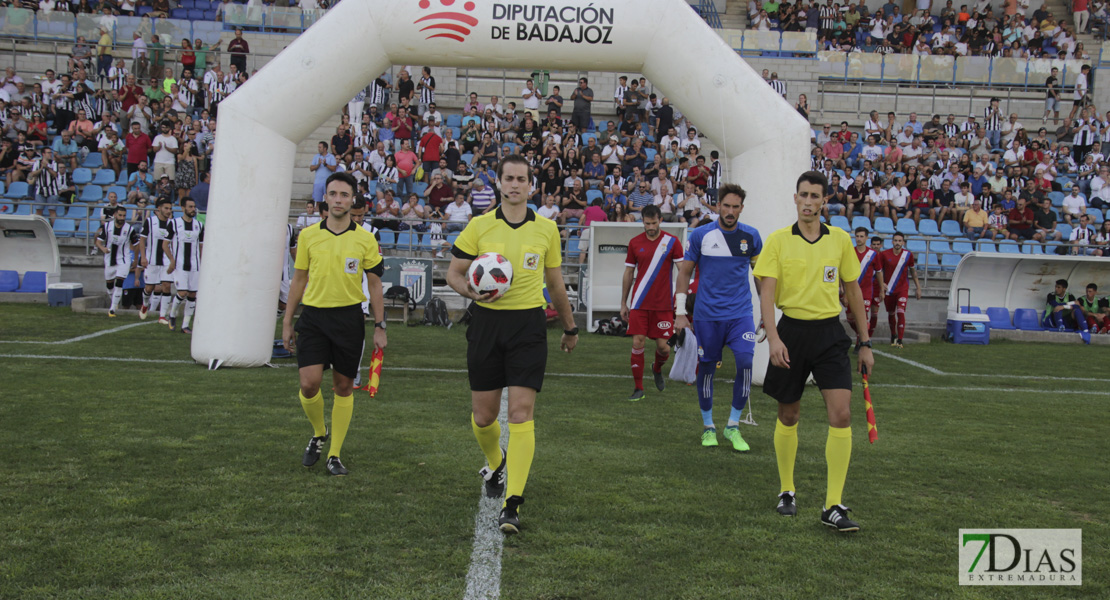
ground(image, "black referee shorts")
xmin=466 ymin=305 xmax=548 ymax=392
xmin=294 ymin=304 xmax=366 ymax=379
xmin=763 ymin=315 xmax=853 ymax=404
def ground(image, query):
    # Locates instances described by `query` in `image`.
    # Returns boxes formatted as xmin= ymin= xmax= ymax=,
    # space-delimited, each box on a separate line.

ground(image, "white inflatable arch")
xmin=192 ymin=0 xmax=810 ymax=383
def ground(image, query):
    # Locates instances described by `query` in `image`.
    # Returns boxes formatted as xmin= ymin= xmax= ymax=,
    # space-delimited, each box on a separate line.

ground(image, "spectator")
xmin=372 ymin=189 xmax=402 ymax=233
xmin=963 ymin=199 xmax=990 ymax=238
xmin=1061 ymin=187 xmax=1087 ymax=224
xmin=296 ymin=199 xmax=320 ymax=230
xmin=469 ymin=177 xmax=497 ymax=215
xmin=227 ymin=29 xmax=250 ymax=75
xmin=309 ymin=141 xmax=336 ymax=206
xmin=190 ymin=170 xmax=210 ymax=212
xmin=1069 ymin=214 xmax=1097 ymax=254
xmin=126 ymin=160 xmax=153 ymax=204
xmin=444 ymin=191 xmax=472 ymax=233
xmin=398 ymin=193 xmax=428 ymax=244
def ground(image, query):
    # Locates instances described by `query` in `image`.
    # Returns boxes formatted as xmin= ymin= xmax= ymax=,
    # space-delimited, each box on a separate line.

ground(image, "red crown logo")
xmin=415 ymin=0 xmax=479 ymax=42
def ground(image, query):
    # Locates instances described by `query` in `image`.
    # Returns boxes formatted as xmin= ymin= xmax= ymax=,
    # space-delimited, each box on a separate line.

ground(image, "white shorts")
xmin=104 ymin=260 xmax=130 ymax=282
xmin=279 ymin=276 xmax=290 ymax=304
xmin=173 ymin=269 xmax=200 ymax=292
xmin=144 ymin=264 xmax=166 ymax=285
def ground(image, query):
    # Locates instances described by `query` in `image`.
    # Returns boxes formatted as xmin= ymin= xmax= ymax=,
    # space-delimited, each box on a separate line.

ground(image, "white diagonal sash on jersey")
xmin=857 ymin=249 xmax=876 ymax=284
xmin=629 ymin=236 xmax=674 ymax=310
xmin=885 ymin=250 xmax=910 ymax=295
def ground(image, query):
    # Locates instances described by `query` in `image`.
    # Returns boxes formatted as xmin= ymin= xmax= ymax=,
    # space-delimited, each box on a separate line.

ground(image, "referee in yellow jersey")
xmin=282 ymin=172 xmax=387 ymax=477
xmin=752 ymin=171 xmax=874 ymax=532
xmin=446 ymin=154 xmax=579 ymax=535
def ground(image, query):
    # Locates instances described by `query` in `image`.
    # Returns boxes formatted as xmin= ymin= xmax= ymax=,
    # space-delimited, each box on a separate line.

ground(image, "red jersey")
xmin=854 ymin=247 xmax=882 ymax=298
xmin=880 ymin=248 xmax=915 ymax=296
xmin=625 ymin=231 xmax=684 ymax=311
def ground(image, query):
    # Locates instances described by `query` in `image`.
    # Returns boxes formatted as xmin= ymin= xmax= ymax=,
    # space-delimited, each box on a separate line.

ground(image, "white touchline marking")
xmin=463 ymin=389 xmax=509 ymax=600
xmin=874 ymin=383 xmax=1110 ymax=397
xmin=0 ymin=353 xmax=193 ymax=364
xmin=871 ymin=349 xmax=947 ymax=375
xmin=0 ymin=321 xmax=156 ymax=345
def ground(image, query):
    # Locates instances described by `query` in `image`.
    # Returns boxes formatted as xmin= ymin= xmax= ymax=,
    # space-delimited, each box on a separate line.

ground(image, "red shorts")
xmin=627 ymin=309 xmax=675 ymax=339
xmin=844 ymin=297 xmax=872 ymax=316
xmin=884 ymin=293 xmax=908 ymax=313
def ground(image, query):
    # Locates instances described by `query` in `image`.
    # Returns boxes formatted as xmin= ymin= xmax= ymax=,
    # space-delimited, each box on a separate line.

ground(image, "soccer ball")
xmin=467 ymin=252 xmax=513 ymax=301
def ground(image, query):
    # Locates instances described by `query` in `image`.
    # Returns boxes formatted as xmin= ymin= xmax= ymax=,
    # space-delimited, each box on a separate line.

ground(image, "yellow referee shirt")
xmin=752 ymin=223 xmax=861 ymax=320
xmin=294 ymin=220 xmax=383 ymax=308
xmin=452 ymin=207 xmax=561 ymax=310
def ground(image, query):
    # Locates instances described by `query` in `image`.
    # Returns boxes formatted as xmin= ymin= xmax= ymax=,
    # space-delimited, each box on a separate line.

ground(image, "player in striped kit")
xmin=162 ymin=198 xmax=204 ymax=333
xmin=94 ymin=206 xmax=139 ymax=317
xmin=137 ymin=198 xmax=175 ymax=324
xmin=879 ymin=232 xmax=921 ymax=348
xmin=844 ymin=228 xmax=884 ymax=350
xmin=278 ymin=222 xmax=298 ymax=316
xmin=620 ymin=205 xmax=684 ymax=401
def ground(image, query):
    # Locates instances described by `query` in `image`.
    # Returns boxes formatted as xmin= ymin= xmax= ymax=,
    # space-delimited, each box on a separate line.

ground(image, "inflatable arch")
xmin=192 ymin=0 xmax=810 ymax=383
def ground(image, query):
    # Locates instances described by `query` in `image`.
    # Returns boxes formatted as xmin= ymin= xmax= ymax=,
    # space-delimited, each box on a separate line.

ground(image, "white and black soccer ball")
xmin=467 ymin=252 xmax=513 ymax=301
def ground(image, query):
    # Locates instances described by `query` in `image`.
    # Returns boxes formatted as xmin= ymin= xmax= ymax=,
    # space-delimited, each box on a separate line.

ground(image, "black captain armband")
xmin=365 ymin=262 xmax=385 ymax=277
xmin=451 ymin=245 xmax=477 ymax=260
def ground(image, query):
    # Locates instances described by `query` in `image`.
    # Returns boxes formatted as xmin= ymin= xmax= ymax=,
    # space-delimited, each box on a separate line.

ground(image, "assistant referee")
xmin=283 ymin=171 xmax=387 ymax=477
xmin=752 ymin=170 xmax=874 ymax=533
xmin=446 ymin=154 xmax=579 ymax=535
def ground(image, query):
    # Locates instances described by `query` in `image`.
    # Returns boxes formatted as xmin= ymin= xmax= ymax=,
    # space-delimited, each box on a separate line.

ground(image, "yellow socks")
xmin=299 ymin=390 xmax=326 ymax=437
xmin=825 ymin=426 xmax=852 ymax=508
xmin=328 ymin=394 xmax=354 ymax=458
xmin=505 ymin=421 xmax=535 ymax=503
xmin=774 ymin=419 xmax=798 ymax=493
xmin=471 ymin=414 xmax=503 ymax=470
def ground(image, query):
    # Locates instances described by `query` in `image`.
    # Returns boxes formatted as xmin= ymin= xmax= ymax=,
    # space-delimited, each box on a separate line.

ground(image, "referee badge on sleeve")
xmin=345 ymin=258 xmax=359 ymax=274
xmin=823 ymin=266 xmax=838 ymax=283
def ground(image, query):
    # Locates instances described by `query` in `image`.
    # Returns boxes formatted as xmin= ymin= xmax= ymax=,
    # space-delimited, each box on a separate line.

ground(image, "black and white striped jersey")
xmin=141 ymin=215 xmax=172 ymax=266
xmin=419 ymin=76 xmax=435 ymax=105
xmin=165 ymin=217 xmax=204 ymax=272
xmin=97 ymin=222 xmax=139 ymax=267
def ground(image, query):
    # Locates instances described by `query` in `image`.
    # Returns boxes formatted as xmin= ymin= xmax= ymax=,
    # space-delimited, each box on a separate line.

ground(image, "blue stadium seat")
xmin=72 ymin=168 xmax=93 ymax=186
xmin=906 ymin=239 xmax=928 ymax=253
xmin=0 ymin=182 xmax=4 ymax=195
xmin=460 ymin=153 xmax=474 ymax=165
xmin=180 ymin=0 xmax=195 ymax=8
xmin=52 ymin=219 xmax=76 ymax=237
xmin=66 ymin=205 xmax=90 ymax=220
xmin=851 ymin=216 xmax=871 ymax=231
xmin=940 ymin=220 xmax=963 ymax=237
xmin=449 ymin=127 xmax=461 ymax=139
xmin=91 ymin=169 xmax=116 ymax=186
xmin=958 ymin=306 xmax=982 ymax=314
xmin=106 ymin=185 xmax=127 ymax=201
xmin=171 ymin=8 xmax=189 ymax=18
xmin=586 ymin=190 xmax=603 ymax=204
xmin=394 ymin=231 xmax=413 ymax=250
xmin=0 ymin=202 xmax=13 ymax=215
xmin=82 ymin=153 xmax=103 ymax=169
xmin=581 ymin=133 xmax=597 ymax=146
xmin=0 ymin=270 xmax=18 ymax=292
xmin=1027 ymin=243 xmax=1044 ymax=254
xmin=883 ymin=238 xmax=893 ymax=249
xmin=565 ymin=238 xmax=580 ymax=260
xmin=977 ymin=241 xmax=997 ymax=253
xmin=116 ymin=170 xmax=129 ymax=185
xmin=137 ymin=6 xmax=153 ymax=16
xmin=413 ymin=182 xmax=428 ymax=197
xmin=75 ymin=218 xmax=96 ymax=239
xmin=1048 ymin=191 xmax=1065 ymax=207
xmin=445 ymin=114 xmax=462 ymax=128
xmin=941 ymin=252 xmax=961 ymax=270
xmin=896 ymin=219 xmax=918 ymax=235
xmin=830 ymin=215 xmax=851 ymax=232
xmin=79 ymin=185 xmax=104 ymax=202
xmin=1012 ymin=308 xmax=1042 ymax=331
xmin=644 ymin=148 xmax=657 ymax=163
xmin=13 ymin=203 xmax=32 ymax=216
xmin=874 ymin=217 xmax=896 ymax=234
xmin=918 ymin=220 xmax=941 ymax=236
xmin=5 ymin=182 xmax=29 ymax=200
xmin=1057 ymin=224 xmax=1073 ymax=239
xmin=17 ymin=271 xmax=47 ymax=293
xmin=502 ymin=143 xmax=518 ymax=154
xmin=378 ymin=229 xmax=395 ymax=247
xmin=998 ymin=240 xmax=1021 ymax=254
xmin=986 ymin=307 xmax=1014 ymax=330
xmin=925 ymin=252 xmax=941 ymax=270
xmin=1086 ymin=207 xmax=1103 ymax=224
xmin=188 ymin=10 xmax=206 ymax=21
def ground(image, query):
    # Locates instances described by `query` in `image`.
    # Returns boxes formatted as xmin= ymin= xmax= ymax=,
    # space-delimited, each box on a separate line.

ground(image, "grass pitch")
xmin=0 ymin=304 xmax=1106 ymax=599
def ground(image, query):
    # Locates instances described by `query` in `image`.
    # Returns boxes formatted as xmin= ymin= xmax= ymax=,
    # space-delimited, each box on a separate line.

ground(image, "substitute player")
xmin=162 ymin=198 xmax=203 ymax=333
xmin=844 ymin=227 xmax=884 ymax=350
xmin=282 ymin=172 xmax=388 ymax=477
xmin=753 ymin=170 xmax=874 ymax=533
xmin=1078 ymin=283 xmax=1109 ymax=334
xmin=674 ymin=183 xmax=761 ymax=452
xmin=620 ymin=204 xmax=683 ymax=401
xmin=879 ymin=232 xmax=921 ymax=348
xmin=137 ymin=198 xmax=175 ymax=324
xmin=445 ymin=154 xmax=578 ymax=535
xmin=1042 ymin=279 xmax=1091 ymax=343
xmin=94 ymin=206 xmax=139 ymax=318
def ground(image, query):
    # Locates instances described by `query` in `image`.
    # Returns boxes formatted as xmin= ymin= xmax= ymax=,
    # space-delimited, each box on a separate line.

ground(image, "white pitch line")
xmin=872 ymin=349 xmax=946 ymax=375
xmin=0 ymin=321 xmax=155 ymax=345
xmin=0 ymin=353 xmax=193 ymax=364
xmin=463 ymin=390 xmax=509 ymax=600
xmin=874 ymin=383 xmax=1110 ymax=396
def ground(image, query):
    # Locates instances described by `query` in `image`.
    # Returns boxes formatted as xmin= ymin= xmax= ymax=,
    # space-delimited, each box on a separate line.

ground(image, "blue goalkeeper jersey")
xmin=684 ymin=220 xmax=762 ymax=321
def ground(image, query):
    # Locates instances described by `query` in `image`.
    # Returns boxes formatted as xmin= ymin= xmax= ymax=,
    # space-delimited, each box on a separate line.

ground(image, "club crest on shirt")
xmin=345 ymin=258 xmax=359 ymax=274
xmin=823 ymin=266 xmax=838 ymax=283
xmin=523 ymin=253 xmax=540 ymax=270
xmin=740 ymin=240 xmax=749 ymax=254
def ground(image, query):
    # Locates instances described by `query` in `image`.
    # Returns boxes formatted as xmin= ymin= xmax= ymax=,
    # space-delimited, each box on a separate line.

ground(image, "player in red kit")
xmin=869 ymin=236 xmax=883 ymax=339
xmin=844 ymin=227 xmax=884 ymax=350
xmin=880 ymin=232 xmax=921 ymax=348
xmin=620 ymin=205 xmax=684 ymax=401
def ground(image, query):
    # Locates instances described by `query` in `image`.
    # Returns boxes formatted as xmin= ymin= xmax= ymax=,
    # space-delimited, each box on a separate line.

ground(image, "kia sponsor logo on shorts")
xmin=743 ymin=332 xmax=757 ymax=342
xmin=657 ymin=320 xmax=672 ymax=329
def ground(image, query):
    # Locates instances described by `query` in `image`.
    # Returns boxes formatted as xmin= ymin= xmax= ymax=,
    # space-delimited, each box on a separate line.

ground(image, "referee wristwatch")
xmin=564 ymin=327 xmax=579 ymax=336
xmin=858 ymin=340 xmax=872 ymax=348
xmin=374 ymin=320 xmax=387 ymax=330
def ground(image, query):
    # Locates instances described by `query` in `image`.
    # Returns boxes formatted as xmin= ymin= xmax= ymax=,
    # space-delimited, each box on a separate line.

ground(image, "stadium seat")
xmin=1086 ymin=207 xmax=1104 ymax=224
xmin=582 ymin=133 xmax=597 ymax=146
xmin=586 ymin=190 xmax=603 ymax=203
xmin=565 ymin=238 xmax=580 ymax=260
xmin=1048 ymin=191 xmax=1065 ymax=207
xmin=75 ymin=218 xmax=96 ymax=239
xmin=5 ymin=182 xmax=29 ymax=199
xmin=986 ymin=307 xmax=1015 ymax=330
xmin=204 ymin=8 xmax=218 ymax=19
xmin=460 ymin=153 xmax=474 ymax=165
xmin=180 ymin=0 xmax=196 ymax=7
xmin=413 ymin=182 xmax=428 ymax=197
xmin=998 ymin=240 xmax=1021 ymax=254
xmin=0 ymin=270 xmax=18 ymax=292
xmin=0 ymin=202 xmax=12 ymax=215
xmin=977 ymin=241 xmax=997 ymax=253
xmin=52 ymin=219 xmax=76 ymax=237
xmin=116 ymin=170 xmax=129 ymax=185
xmin=0 ymin=181 xmax=4 ymax=195
xmin=1057 ymin=224 xmax=1073 ymax=239
xmin=918 ymin=220 xmax=941 ymax=236
xmin=906 ymin=239 xmax=928 ymax=253
xmin=941 ymin=252 xmax=961 ymax=270
xmin=72 ymin=168 xmax=93 ymax=186
xmin=958 ymin=306 xmax=982 ymax=314
xmin=17 ymin=271 xmax=47 ymax=293
xmin=67 ymin=205 xmax=90 ymax=220
xmin=445 ymin=114 xmax=462 ymax=128
xmin=1012 ymin=308 xmax=1042 ymax=331
xmin=82 ymin=154 xmax=103 ymax=169
xmin=1027 ymin=243 xmax=1044 ymax=254
xmin=874 ymin=217 xmax=895 ymax=234
xmin=106 ymin=185 xmax=127 ymax=200
xmin=830 ymin=215 xmax=851 ymax=232
xmin=896 ymin=219 xmax=917 ymax=235
xmin=940 ymin=220 xmax=962 ymax=237
xmin=644 ymin=148 xmax=656 ymax=163
xmin=925 ymin=252 xmax=941 ymax=270
xmin=378 ymin=229 xmax=395 ymax=247
xmin=188 ymin=8 xmax=205 ymax=19
xmin=137 ymin=6 xmax=153 ymax=15
xmin=79 ymin=185 xmax=104 ymax=203
xmin=91 ymin=169 xmax=116 ymax=186
xmin=171 ymin=8 xmax=189 ymax=18
xmin=851 ymin=216 xmax=871 ymax=231
xmin=13 ymin=203 xmax=32 ymax=216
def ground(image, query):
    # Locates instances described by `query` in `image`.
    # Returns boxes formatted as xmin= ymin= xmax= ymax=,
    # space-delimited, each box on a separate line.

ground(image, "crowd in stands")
xmin=749 ymin=0 xmax=1103 ymax=58
xmin=2 ymin=0 xmax=329 ymax=21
